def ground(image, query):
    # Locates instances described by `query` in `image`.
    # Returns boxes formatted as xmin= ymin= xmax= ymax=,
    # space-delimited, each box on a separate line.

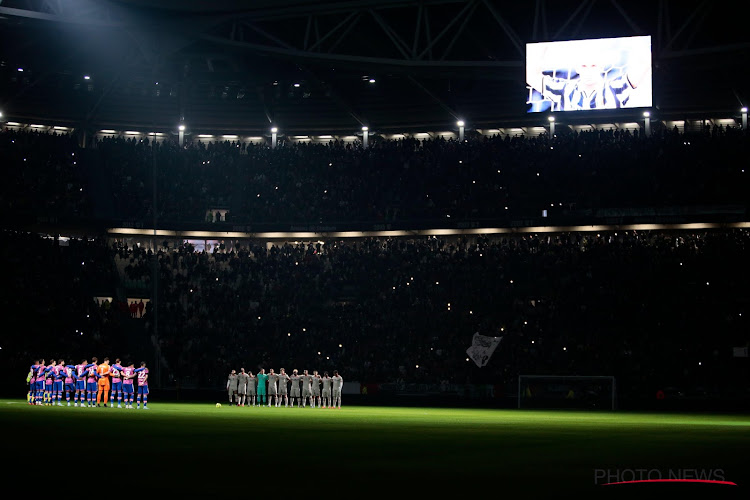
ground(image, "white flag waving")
xmin=466 ymin=333 xmax=503 ymax=368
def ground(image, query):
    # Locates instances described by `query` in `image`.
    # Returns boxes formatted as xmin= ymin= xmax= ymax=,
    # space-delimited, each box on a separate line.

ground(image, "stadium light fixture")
xmin=84 ymin=75 xmax=91 ymax=80
xmin=457 ymin=120 xmax=466 ymax=141
xmin=271 ymin=127 xmax=278 ymax=133
xmin=178 ymin=123 xmax=186 ymax=147
xmin=368 ymin=78 xmax=376 ymax=83
xmin=643 ymin=111 xmax=650 ymax=117
xmin=17 ymin=68 xmax=23 ymax=72
xmin=362 ymin=126 xmax=370 ymax=148
xmin=742 ymin=107 xmax=748 ymax=113
xmin=548 ymin=116 xmax=555 ymax=122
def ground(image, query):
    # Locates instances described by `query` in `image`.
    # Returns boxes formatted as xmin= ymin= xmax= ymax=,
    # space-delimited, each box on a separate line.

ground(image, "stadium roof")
xmin=1 ymin=0 xmax=749 ymax=134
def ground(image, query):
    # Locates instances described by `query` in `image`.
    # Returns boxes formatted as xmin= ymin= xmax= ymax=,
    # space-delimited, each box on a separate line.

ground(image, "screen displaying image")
xmin=526 ymin=35 xmax=652 ymax=113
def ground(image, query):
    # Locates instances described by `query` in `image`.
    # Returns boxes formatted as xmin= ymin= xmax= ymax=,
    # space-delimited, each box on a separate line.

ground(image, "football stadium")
xmin=1 ymin=0 xmax=749 ymax=495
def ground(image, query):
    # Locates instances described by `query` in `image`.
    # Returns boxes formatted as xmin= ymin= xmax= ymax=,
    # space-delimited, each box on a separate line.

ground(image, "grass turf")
xmin=2 ymin=399 xmax=748 ymax=496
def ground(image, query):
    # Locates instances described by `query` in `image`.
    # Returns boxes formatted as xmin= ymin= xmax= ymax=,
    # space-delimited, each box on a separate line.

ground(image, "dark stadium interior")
xmin=2 ymin=0 xmax=749 ymax=132
xmin=1 ymin=0 xmax=749 ymax=411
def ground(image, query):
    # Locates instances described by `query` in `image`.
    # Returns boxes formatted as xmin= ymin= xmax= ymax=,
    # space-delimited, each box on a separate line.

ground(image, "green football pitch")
xmin=2 ymin=399 xmax=748 ymax=496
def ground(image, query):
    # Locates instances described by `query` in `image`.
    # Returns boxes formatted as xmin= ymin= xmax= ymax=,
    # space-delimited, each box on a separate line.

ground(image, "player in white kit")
xmin=237 ymin=368 xmax=250 ymax=406
xmin=276 ymin=368 xmax=290 ymax=407
xmin=320 ymin=371 xmax=332 ymax=408
xmin=331 ymin=370 xmax=343 ymax=408
xmin=310 ymin=370 xmax=322 ymax=408
xmin=301 ymin=370 xmax=313 ymax=407
xmin=266 ymin=368 xmax=278 ymax=407
xmin=227 ymin=369 xmax=239 ymax=405
xmin=246 ymin=371 xmax=257 ymax=406
xmin=288 ymin=369 xmax=302 ymax=407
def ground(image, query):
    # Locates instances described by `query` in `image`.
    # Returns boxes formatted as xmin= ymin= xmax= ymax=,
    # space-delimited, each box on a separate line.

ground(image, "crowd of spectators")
xmin=93 ymin=123 xmax=749 ymax=225
xmin=2 ymin=123 xmax=749 ymax=403
xmin=2 ymin=123 xmax=748 ymax=227
xmin=0 ymin=129 xmax=88 ymax=224
xmin=111 ymin=229 xmax=749 ymax=401
xmin=0 ymin=230 xmax=135 ymax=394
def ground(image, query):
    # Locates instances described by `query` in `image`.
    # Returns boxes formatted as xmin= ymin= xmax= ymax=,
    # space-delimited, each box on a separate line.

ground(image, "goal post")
xmin=518 ymin=375 xmax=617 ymax=410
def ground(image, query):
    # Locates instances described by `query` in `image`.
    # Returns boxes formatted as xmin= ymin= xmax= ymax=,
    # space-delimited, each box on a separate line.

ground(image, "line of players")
xmin=227 ymin=367 xmax=343 ymax=408
xmin=27 ymin=356 xmax=150 ymax=409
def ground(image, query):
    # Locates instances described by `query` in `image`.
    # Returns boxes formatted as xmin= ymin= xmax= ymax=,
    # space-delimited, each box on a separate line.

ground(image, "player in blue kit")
xmin=74 ymin=359 xmax=88 ymax=407
xmin=110 ymin=358 xmax=124 ymax=408
xmin=134 ymin=362 xmax=149 ymax=409
xmin=51 ymin=360 xmax=66 ymax=406
xmin=63 ymin=362 xmax=77 ymax=406
xmin=43 ymin=360 xmax=55 ymax=405
xmin=84 ymin=357 xmax=99 ymax=407
xmin=121 ymin=363 xmax=136 ymax=409
xmin=34 ymin=359 xmax=50 ymax=405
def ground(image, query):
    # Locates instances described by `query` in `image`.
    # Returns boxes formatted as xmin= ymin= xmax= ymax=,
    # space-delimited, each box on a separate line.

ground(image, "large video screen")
xmin=526 ymin=35 xmax=652 ymax=113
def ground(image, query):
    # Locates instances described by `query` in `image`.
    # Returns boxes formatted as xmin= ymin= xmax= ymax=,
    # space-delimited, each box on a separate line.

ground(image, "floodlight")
xmin=457 ymin=120 xmax=465 ymax=127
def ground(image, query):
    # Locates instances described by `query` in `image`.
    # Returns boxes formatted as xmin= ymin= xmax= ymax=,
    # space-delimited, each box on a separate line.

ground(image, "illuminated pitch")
xmin=2 ymin=400 xmax=747 ymax=494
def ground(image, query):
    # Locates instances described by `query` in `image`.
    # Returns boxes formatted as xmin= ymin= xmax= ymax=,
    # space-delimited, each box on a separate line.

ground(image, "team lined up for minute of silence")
xmin=227 ymin=367 xmax=343 ymax=408
xmin=27 ymin=356 xmax=150 ymax=409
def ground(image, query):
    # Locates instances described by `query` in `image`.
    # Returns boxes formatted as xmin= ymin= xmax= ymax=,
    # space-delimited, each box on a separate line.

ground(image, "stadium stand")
xmin=1 ymin=1 xmax=749 ymax=410
xmin=2 ymin=123 xmax=748 ymax=229
xmin=2 ymin=138 xmax=750 ymax=408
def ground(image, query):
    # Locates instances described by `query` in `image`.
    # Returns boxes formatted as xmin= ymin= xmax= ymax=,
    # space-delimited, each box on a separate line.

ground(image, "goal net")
xmin=517 ymin=375 xmax=617 ymax=410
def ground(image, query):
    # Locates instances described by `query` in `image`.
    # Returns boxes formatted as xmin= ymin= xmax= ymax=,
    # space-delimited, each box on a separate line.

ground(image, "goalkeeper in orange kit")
xmin=96 ymin=357 xmax=112 ymax=407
